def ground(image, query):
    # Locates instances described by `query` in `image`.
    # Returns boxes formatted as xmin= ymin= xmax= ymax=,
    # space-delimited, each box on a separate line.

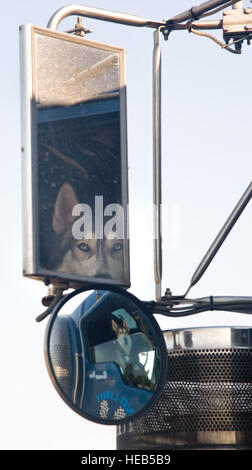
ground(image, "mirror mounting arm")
xmin=47 ymin=5 xmax=166 ymax=31
xmin=36 ymin=283 xmax=69 ymax=323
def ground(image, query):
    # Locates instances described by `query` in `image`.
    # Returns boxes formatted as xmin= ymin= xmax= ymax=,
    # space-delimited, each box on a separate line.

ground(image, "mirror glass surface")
xmin=45 ymin=287 xmax=166 ymax=424
xmin=21 ymin=25 xmax=129 ymax=287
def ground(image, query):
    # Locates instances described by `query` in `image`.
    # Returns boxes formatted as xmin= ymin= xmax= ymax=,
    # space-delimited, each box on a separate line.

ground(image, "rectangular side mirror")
xmin=19 ymin=25 xmax=130 ymax=288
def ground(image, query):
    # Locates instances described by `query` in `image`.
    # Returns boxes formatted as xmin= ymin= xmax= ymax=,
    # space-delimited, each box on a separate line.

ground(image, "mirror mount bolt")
xmin=161 ymin=22 xmax=174 ymax=40
xmin=65 ymin=17 xmax=93 ymax=36
xmin=74 ymin=17 xmax=93 ymax=37
xmin=164 ymin=288 xmax=172 ymax=298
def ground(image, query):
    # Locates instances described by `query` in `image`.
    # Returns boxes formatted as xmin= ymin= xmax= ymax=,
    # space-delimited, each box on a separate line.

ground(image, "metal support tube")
xmin=47 ymin=4 xmax=166 ymax=30
xmin=153 ymin=28 xmax=162 ymax=301
xmin=47 ymin=4 xmax=225 ymax=35
xmin=185 ymin=180 xmax=252 ymax=296
xmin=167 ymin=0 xmax=242 ymax=24
xmin=174 ymin=19 xmax=222 ymax=30
xmin=232 ymin=0 xmax=244 ymax=9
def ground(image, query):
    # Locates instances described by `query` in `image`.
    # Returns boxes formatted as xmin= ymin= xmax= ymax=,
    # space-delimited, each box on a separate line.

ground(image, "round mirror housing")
xmin=44 ymin=285 xmax=167 ymax=425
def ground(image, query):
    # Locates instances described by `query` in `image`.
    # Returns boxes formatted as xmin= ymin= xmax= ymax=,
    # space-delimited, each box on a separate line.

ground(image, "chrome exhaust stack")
xmin=117 ymin=326 xmax=252 ymax=450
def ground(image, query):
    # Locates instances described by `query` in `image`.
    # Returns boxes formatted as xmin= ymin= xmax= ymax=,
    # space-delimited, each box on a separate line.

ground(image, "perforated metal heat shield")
xmin=116 ymin=327 xmax=252 ymax=450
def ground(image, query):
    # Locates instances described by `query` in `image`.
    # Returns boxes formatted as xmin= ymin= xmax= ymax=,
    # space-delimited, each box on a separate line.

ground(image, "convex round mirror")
xmin=45 ymin=285 xmax=167 ymax=425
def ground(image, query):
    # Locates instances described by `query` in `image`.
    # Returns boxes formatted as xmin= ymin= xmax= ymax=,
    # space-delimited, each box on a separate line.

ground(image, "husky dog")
xmin=111 ymin=316 xmax=133 ymax=380
xmin=52 ymin=183 xmax=124 ymax=280
xmin=111 ymin=315 xmax=153 ymax=391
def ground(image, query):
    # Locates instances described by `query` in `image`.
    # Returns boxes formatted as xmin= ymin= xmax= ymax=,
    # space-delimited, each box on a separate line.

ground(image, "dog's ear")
xmin=53 ymin=183 xmax=79 ymax=235
xmin=123 ymin=319 xmax=130 ymax=333
xmin=111 ymin=319 xmax=119 ymax=335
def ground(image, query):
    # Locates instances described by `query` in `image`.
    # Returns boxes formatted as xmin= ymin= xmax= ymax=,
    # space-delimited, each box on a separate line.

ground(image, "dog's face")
xmin=112 ymin=317 xmax=130 ymax=338
xmin=52 ymin=183 xmax=124 ymax=280
xmin=60 ymin=236 xmax=124 ymax=279
xmin=111 ymin=317 xmax=132 ymax=355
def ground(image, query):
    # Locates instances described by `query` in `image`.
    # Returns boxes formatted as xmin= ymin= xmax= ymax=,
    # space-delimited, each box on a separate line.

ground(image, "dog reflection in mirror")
xmin=52 ymin=183 xmax=124 ymax=280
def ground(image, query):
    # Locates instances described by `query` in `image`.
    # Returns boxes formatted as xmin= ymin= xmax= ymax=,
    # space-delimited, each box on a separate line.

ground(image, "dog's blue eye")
xmin=113 ymin=242 xmax=122 ymax=252
xmin=77 ymin=243 xmax=90 ymax=252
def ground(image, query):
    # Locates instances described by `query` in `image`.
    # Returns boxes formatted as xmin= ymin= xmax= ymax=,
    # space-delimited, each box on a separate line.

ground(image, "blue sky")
xmin=0 ymin=0 xmax=251 ymax=450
